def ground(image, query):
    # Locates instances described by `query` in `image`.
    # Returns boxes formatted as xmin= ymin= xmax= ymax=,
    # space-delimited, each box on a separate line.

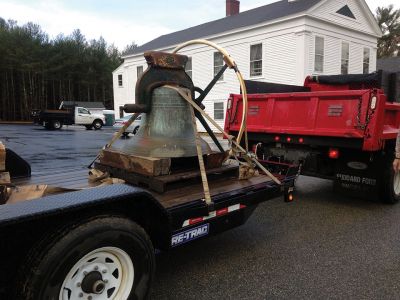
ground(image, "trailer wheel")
xmin=93 ymin=119 xmax=103 ymax=130
xmin=52 ymin=120 xmax=62 ymax=130
xmin=16 ymin=217 xmax=155 ymax=300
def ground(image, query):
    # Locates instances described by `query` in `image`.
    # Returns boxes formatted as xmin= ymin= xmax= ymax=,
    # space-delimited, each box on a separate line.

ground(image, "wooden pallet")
xmin=94 ymin=161 xmax=239 ymax=193
xmin=99 ymin=149 xmax=229 ymax=177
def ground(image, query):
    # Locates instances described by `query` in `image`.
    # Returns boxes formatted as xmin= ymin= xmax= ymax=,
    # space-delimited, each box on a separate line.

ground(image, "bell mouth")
xmin=110 ymin=135 xmax=212 ymax=158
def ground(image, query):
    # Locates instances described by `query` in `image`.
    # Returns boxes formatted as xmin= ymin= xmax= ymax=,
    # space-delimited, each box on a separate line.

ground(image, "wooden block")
xmin=99 ymin=149 xmax=171 ymax=176
xmin=0 ymin=142 xmax=5 ymax=171
xmin=7 ymin=184 xmax=48 ymax=204
xmin=0 ymin=172 xmax=10 ymax=184
xmin=205 ymin=151 xmax=229 ymax=169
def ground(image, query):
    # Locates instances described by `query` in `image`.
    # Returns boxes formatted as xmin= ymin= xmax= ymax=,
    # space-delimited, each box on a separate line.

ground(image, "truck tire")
xmin=85 ymin=125 xmax=93 ymax=130
xmin=52 ymin=120 xmax=63 ymax=130
xmin=16 ymin=217 xmax=155 ymax=300
xmin=381 ymin=156 xmax=400 ymax=204
xmin=93 ymin=119 xmax=103 ymax=130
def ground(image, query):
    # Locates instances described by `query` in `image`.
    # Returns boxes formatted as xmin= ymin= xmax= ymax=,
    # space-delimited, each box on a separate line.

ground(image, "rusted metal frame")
xmin=196 ymin=64 xmax=228 ymax=103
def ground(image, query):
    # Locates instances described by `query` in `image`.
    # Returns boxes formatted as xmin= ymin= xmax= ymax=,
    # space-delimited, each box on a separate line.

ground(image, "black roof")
xmin=127 ymin=0 xmax=323 ymax=56
xmin=377 ymin=57 xmax=400 ymax=73
xmin=61 ymin=101 xmax=105 ymax=109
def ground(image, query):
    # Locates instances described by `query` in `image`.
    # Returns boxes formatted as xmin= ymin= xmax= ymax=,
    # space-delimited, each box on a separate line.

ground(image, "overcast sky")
xmin=0 ymin=0 xmax=397 ymax=50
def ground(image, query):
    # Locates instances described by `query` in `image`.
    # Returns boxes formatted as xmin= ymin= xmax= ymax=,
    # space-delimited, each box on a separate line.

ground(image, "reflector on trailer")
xmin=329 ymin=148 xmax=339 ymax=159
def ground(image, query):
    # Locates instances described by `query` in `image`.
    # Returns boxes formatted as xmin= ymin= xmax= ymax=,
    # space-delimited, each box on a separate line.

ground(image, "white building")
xmin=113 ymin=0 xmax=381 ymax=129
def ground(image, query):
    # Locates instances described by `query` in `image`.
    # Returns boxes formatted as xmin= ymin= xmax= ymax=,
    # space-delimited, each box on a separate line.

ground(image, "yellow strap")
xmin=189 ymin=103 xmax=212 ymax=204
xmin=106 ymin=113 xmax=140 ymax=148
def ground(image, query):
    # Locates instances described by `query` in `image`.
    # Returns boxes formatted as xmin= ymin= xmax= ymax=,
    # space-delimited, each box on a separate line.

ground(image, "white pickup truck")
xmin=34 ymin=106 xmax=106 ymax=130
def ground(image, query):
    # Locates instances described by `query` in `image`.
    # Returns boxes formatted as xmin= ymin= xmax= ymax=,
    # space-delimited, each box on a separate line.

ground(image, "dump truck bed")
xmin=226 ymin=88 xmax=400 ymax=151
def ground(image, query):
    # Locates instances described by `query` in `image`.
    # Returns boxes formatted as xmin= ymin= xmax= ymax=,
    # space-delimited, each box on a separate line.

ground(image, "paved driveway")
xmin=1 ymin=124 xmax=399 ymax=299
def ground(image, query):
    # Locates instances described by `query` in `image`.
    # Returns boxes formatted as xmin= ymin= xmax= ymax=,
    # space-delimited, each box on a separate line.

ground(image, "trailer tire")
xmin=382 ymin=157 xmax=400 ymax=204
xmin=93 ymin=119 xmax=103 ymax=130
xmin=16 ymin=217 xmax=155 ymax=300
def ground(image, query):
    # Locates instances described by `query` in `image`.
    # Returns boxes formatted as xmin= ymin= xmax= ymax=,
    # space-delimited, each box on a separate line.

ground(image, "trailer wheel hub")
xmin=81 ymin=271 xmax=105 ymax=294
xmin=59 ymin=246 xmax=134 ymax=300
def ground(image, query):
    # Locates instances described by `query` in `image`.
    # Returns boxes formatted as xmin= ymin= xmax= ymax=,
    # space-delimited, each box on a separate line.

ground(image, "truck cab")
xmin=75 ymin=106 xmax=105 ymax=129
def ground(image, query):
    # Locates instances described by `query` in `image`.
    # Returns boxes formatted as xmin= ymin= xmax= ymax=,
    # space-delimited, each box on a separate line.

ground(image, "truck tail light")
xmin=286 ymin=137 xmax=291 ymax=142
xmin=227 ymin=97 xmax=233 ymax=109
xmin=274 ymin=136 xmax=280 ymax=141
xmin=329 ymin=148 xmax=339 ymax=159
xmin=299 ymin=137 xmax=304 ymax=143
xmin=370 ymin=95 xmax=377 ymax=110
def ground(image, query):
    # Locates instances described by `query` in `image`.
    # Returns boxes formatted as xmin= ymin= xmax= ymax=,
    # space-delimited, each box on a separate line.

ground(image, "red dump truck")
xmin=225 ymin=72 xmax=400 ymax=203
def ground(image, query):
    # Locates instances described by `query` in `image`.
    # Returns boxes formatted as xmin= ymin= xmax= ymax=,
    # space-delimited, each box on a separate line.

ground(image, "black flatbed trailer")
xmin=0 ymin=160 xmax=297 ymax=299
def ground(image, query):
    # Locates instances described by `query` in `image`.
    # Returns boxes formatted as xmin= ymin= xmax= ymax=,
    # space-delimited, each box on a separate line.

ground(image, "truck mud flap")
xmin=333 ymin=155 xmax=380 ymax=200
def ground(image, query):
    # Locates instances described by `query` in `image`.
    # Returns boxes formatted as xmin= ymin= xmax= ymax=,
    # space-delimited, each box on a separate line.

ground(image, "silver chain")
xmin=355 ymin=96 xmax=374 ymax=131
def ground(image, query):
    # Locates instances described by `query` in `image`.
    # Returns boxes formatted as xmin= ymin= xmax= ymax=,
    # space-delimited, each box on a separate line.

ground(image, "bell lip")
xmin=109 ymin=135 xmax=213 ymax=158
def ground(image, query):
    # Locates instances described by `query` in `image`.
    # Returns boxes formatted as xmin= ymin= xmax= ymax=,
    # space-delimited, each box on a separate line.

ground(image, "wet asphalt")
xmin=1 ymin=124 xmax=399 ymax=299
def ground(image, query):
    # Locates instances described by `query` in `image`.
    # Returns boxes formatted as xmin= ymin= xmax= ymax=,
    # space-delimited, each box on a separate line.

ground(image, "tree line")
xmin=0 ymin=18 xmax=133 ymax=121
xmin=376 ymin=5 xmax=400 ymax=58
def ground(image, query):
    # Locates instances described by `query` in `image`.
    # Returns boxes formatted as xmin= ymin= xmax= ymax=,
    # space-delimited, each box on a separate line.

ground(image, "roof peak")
xmin=124 ymin=0 xmax=323 ymax=57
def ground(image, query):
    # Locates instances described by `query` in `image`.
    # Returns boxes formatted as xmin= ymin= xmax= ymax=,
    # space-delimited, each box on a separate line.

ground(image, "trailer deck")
xmin=13 ymin=168 xmax=89 ymax=189
xmin=10 ymin=165 xmax=275 ymax=209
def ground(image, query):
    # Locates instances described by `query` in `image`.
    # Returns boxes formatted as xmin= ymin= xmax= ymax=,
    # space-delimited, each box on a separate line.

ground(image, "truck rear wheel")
xmin=16 ymin=217 xmax=155 ymax=300
xmin=381 ymin=156 xmax=400 ymax=204
xmin=52 ymin=120 xmax=63 ymax=130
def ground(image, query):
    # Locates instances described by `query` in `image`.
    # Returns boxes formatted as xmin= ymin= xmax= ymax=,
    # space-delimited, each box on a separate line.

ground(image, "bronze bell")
xmin=111 ymin=86 xmax=212 ymax=158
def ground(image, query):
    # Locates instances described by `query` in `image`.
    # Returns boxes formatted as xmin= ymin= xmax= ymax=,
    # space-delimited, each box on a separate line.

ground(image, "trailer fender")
xmin=0 ymin=184 xmax=170 ymax=249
